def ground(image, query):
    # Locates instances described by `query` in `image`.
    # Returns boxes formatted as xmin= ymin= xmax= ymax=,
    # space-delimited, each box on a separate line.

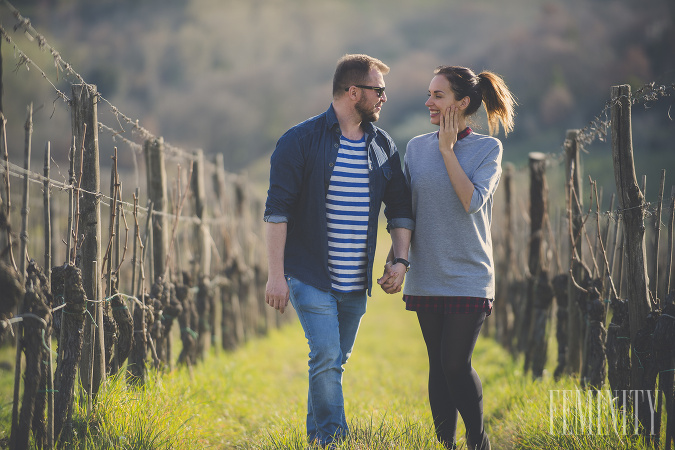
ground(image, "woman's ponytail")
xmin=477 ymin=71 xmax=516 ymax=136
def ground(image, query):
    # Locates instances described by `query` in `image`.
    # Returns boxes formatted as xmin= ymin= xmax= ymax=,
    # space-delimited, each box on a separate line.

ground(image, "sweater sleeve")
xmin=467 ymin=140 xmax=503 ymax=214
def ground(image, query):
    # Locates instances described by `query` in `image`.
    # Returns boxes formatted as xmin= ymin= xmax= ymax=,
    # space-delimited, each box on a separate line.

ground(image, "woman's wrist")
xmin=439 ymin=140 xmax=455 ymax=154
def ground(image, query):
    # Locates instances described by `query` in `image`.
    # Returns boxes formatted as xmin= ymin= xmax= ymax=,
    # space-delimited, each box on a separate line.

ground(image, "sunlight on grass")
xmin=64 ymin=371 xmax=209 ymax=449
xmin=2 ymin=224 xmax=665 ymax=449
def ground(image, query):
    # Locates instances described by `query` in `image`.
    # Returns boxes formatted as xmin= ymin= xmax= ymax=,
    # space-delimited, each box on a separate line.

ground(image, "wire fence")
xmin=0 ymin=7 xmax=278 ymax=448
xmin=501 ymin=78 xmax=675 ymax=229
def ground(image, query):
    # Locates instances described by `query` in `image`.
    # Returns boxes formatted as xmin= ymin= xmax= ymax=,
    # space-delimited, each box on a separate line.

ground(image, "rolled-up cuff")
xmin=263 ymin=214 xmax=288 ymax=223
xmin=387 ymin=217 xmax=415 ymax=231
xmin=468 ymin=189 xmax=483 ymax=214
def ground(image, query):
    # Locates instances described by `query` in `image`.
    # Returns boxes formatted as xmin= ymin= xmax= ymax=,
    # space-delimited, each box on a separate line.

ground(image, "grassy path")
xmin=0 ymin=229 xmax=664 ymax=448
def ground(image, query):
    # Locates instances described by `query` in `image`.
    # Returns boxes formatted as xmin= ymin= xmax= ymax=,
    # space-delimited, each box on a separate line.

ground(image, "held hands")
xmin=265 ymin=274 xmax=290 ymax=314
xmin=439 ymin=105 xmax=460 ymax=155
xmin=377 ymin=261 xmax=406 ymax=294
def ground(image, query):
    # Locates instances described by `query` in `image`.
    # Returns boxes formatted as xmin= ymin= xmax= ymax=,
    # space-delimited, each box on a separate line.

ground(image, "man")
xmin=264 ymin=54 xmax=413 ymax=446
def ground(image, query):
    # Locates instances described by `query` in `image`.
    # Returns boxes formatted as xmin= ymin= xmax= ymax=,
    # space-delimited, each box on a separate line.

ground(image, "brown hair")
xmin=434 ymin=66 xmax=516 ymax=136
xmin=333 ymin=54 xmax=390 ymax=97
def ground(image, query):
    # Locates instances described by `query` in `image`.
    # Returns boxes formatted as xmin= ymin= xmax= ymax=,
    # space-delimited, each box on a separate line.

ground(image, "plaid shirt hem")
xmin=403 ymin=295 xmax=493 ymax=316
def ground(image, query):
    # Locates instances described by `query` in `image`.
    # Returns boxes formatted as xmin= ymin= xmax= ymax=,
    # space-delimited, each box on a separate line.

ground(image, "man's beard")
xmin=355 ymin=98 xmax=379 ymax=123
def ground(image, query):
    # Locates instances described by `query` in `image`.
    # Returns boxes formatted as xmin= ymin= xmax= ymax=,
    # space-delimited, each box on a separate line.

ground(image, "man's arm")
xmin=265 ymin=222 xmax=290 ymax=314
xmin=391 ymin=227 xmax=411 ymax=262
xmin=377 ymin=227 xmax=411 ymax=294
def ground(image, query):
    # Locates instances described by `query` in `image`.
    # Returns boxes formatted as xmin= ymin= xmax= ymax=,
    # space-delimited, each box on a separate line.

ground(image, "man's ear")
xmin=346 ymin=86 xmax=359 ymax=100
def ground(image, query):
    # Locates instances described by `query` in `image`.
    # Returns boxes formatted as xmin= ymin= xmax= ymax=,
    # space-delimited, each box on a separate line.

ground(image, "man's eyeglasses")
xmin=345 ymin=85 xmax=386 ymax=98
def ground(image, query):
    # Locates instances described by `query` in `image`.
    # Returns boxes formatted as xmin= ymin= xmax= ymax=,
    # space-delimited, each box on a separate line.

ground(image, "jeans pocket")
xmin=285 ymin=275 xmax=295 ymax=299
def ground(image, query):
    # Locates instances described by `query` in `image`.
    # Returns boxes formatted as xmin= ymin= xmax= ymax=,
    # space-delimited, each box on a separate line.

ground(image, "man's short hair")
xmin=333 ymin=54 xmax=390 ymax=98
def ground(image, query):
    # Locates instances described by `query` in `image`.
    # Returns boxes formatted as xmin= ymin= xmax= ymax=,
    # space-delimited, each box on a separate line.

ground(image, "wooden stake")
xmin=144 ymin=138 xmax=168 ymax=284
xmin=10 ymin=103 xmax=32 ymax=450
xmin=130 ymin=189 xmax=139 ymax=307
xmin=666 ymin=186 xmax=674 ymax=296
xmin=610 ymin=84 xmax=652 ymax=419
xmin=652 ymin=169 xmax=666 ymax=307
xmin=1 ymin=112 xmax=17 ymax=271
xmin=43 ymin=141 xmax=54 ymax=450
xmin=565 ymin=129 xmax=583 ymax=375
xmin=71 ymin=84 xmax=105 ymax=397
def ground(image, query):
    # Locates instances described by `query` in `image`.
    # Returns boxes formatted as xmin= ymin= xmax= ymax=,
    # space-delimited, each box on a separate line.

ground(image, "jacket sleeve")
xmin=382 ymin=144 xmax=415 ymax=231
xmin=264 ymin=130 xmax=304 ymax=224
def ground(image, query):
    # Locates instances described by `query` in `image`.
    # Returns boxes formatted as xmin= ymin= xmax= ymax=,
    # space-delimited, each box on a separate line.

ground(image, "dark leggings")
xmin=417 ymin=311 xmax=486 ymax=449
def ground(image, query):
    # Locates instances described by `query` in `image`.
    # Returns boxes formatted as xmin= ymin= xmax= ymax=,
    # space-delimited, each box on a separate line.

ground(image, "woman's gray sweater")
xmin=402 ymin=130 xmax=502 ymax=299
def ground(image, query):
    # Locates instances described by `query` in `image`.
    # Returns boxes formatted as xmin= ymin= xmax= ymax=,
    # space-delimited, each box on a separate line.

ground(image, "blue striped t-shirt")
xmin=326 ymin=135 xmax=369 ymax=292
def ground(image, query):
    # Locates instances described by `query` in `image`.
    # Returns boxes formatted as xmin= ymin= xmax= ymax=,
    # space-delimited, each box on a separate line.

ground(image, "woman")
xmin=381 ymin=66 xmax=515 ymax=450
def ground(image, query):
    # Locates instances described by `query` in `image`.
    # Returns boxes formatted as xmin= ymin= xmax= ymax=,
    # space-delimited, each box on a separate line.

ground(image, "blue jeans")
xmin=286 ymin=276 xmax=367 ymax=446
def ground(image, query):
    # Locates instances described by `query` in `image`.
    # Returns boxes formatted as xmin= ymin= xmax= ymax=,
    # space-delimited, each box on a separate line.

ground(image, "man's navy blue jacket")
xmin=264 ymin=104 xmax=414 ymax=295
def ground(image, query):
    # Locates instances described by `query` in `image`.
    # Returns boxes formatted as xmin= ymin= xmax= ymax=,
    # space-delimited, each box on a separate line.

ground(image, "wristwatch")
xmin=392 ymin=257 xmax=411 ymax=272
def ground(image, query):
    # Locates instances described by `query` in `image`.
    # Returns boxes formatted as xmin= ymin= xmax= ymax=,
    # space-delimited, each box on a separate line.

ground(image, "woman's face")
xmin=424 ymin=75 xmax=463 ymax=126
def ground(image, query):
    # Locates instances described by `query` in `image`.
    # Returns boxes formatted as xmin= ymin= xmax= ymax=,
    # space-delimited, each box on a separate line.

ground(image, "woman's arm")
xmin=438 ymin=105 xmax=474 ymax=213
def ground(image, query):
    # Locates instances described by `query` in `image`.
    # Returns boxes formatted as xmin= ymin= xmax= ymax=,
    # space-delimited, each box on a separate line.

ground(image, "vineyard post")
xmin=524 ymin=152 xmax=551 ymax=378
xmin=0 ymin=35 xmax=3 ymax=114
xmin=235 ymin=176 xmax=256 ymax=339
xmin=43 ymin=141 xmax=54 ymax=449
xmin=611 ymin=217 xmax=624 ymax=294
xmin=59 ymin=141 xmax=75 ymax=374
xmin=10 ymin=103 xmax=33 ymax=450
xmin=114 ymin=180 xmax=122 ymax=283
xmin=661 ymin=189 xmax=673 ymax=450
xmin=210 ymin=155 xmax=225 ymax=345
xmin=0 ymin=118 xmax=5 ymax=263
xmin=65 ymin=140 xmax=75 ymax=265
xmin=213 ymin=155 xmax=244 ymax=349
xmin=19 ymin=103 xmax=31 ymax=282
xmin=144 ymin=138 xmax=168 ymax=365
xmin=601 ymin=193 xmax=615 ymax=293
xmin=192 ymin=149 xmax=212 ymax=352
xmin=144 ymin=137 xmax=168 ymax=284
xmin=610 ymin=84 xmax=652 ymax=430
xmin=105 ymin=152 xmax=118 ymax=373
xmin=130 ymin=188 xmax=140 ymax=307
xmin=71 ymin=84 xmax=106 ymax=397
xmin=666 ymin=187 xmax=674 ymax=296
xmin=608 ymin=194 xmax=621 ymax=287
xmin=652 ymin=169 xmax=666 ymax=307
xmin=43 ymin=141 xmax=51 ymax=285
xmin=565 ymin=129 xmax=583 ymax=375
xmin=105 ymin=150 xmax=118 ymax=299
xmin=192 ymin=149 xmax=211 ymax=278
xmin=496 ymin=162 xmax=514 ymax=350
xmin=1 ymin=112 xmax=16 ymax=271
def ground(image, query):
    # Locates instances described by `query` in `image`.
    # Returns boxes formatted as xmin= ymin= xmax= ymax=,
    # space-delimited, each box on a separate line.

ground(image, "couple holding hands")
xmin=264 ymin=54 xmax=515 ymax=449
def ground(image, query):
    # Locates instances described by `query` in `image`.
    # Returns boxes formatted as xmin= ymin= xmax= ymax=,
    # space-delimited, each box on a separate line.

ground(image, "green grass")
xmin=4 ymin=296 xmax=664 ymax=449
xmin=0 ymin=231 xmax=668 ymax=449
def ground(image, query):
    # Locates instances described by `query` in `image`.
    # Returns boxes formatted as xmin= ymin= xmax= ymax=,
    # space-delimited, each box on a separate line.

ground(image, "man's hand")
xmin=265 ymin=274 xmax=290 ymax=314
xmin=377 ymin=261 xmax=406 ymax=294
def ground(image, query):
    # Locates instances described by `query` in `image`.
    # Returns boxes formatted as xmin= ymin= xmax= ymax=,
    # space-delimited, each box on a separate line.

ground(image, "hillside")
xmin=1 ymin=0 xmax=674 ymax=198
